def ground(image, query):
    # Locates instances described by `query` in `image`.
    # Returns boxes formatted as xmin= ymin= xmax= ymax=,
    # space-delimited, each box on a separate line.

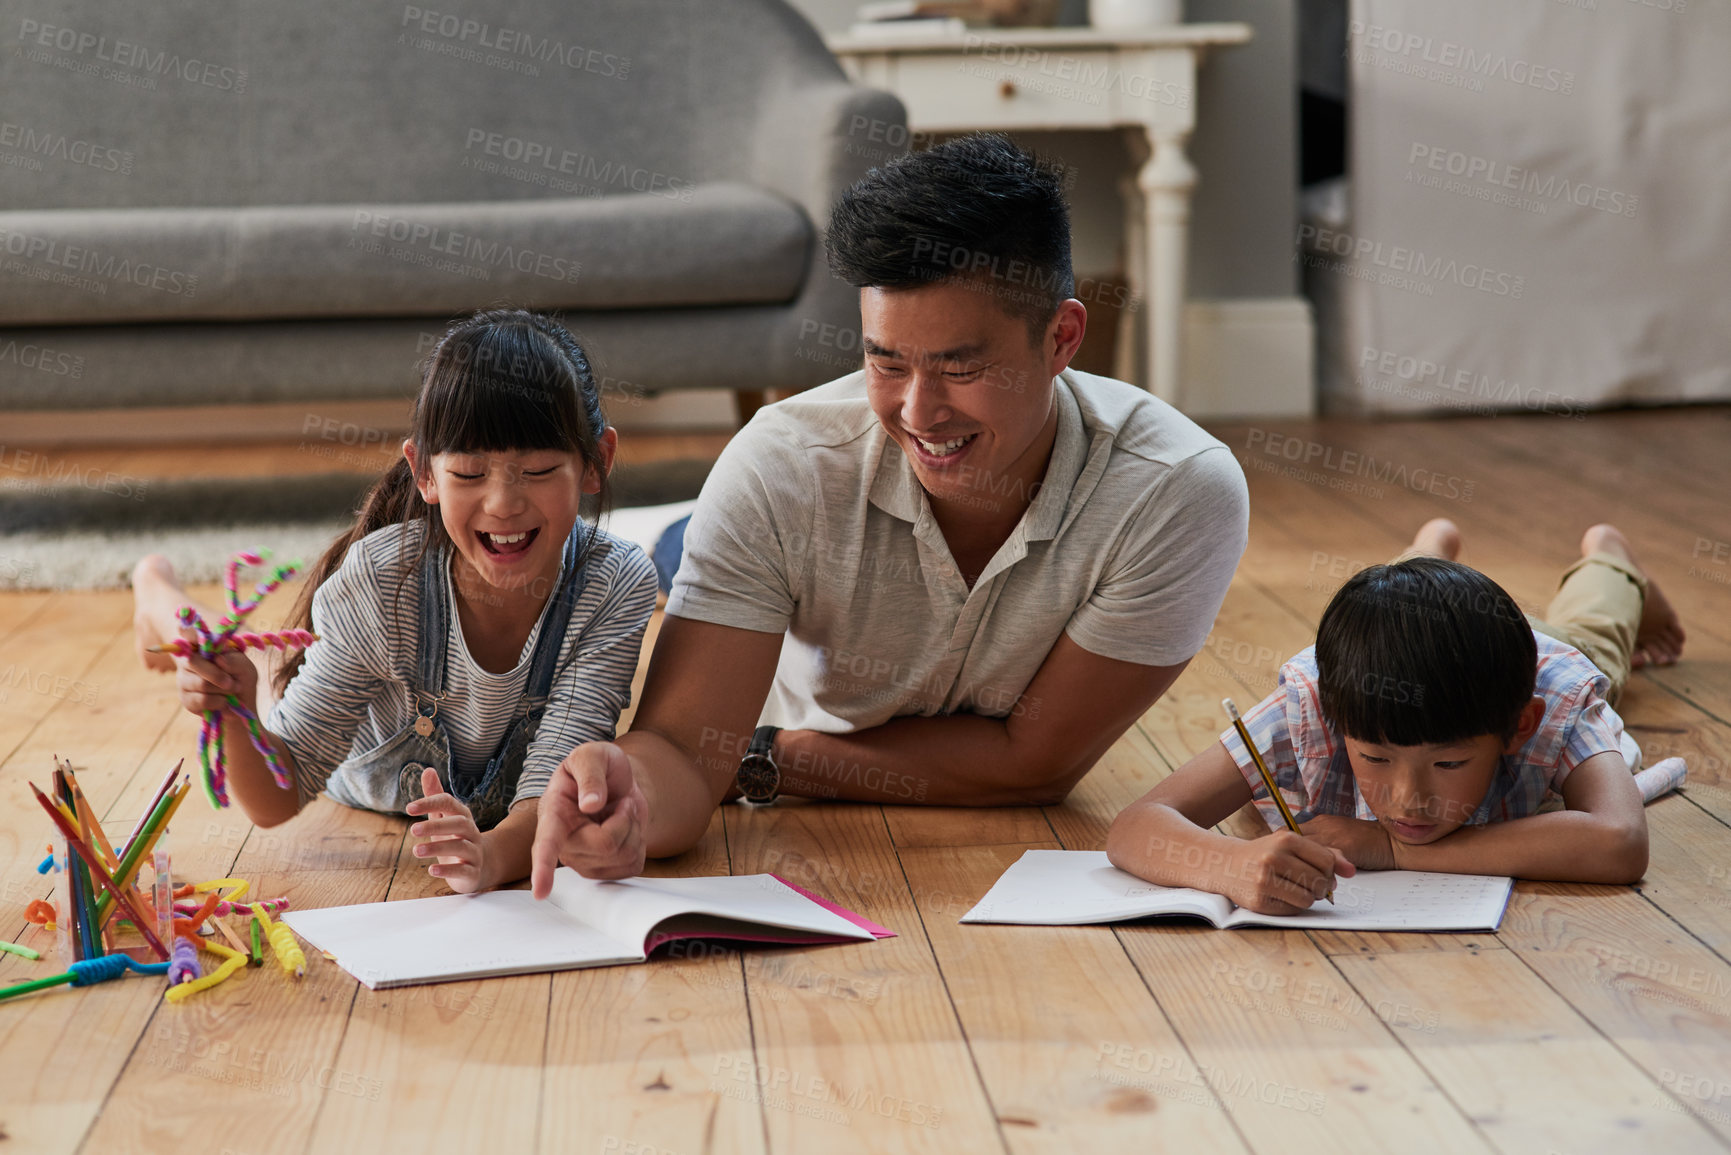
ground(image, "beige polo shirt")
xmin=665 ymin=367 xmax=1249 ymax=733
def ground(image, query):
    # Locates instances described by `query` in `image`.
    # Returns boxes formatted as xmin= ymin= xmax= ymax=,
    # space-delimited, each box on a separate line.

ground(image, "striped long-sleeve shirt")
xmin=266 ymin=519 xmax=659 ymax=808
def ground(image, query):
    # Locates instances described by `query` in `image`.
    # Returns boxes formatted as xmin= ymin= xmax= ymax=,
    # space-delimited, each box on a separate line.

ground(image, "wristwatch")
xmin=735 ymin=725 xmax=782 ymax=806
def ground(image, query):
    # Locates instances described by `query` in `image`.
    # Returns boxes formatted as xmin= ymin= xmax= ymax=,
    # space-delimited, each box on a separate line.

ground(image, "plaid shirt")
xmin=1219 ymin=630 xmax=1635 ymax=830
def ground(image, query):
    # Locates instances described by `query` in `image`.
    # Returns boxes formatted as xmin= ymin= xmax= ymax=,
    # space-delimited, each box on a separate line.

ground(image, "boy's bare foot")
xmin=1579 ymin=523 xmax=1685 ymax=668
xmin=130 ymin=554 xmax=218 ymax=674
xmin=1406 ymin=518 xmax=1462 ymax=561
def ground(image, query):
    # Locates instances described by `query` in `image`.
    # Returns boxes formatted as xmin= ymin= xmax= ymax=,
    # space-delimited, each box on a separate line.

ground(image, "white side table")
xmin=828 ymin=24 xmax=1252 ymax=407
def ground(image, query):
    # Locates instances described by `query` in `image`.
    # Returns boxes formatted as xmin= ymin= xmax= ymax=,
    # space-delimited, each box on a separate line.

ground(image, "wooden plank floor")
xmin=2 ymin=407 xmax=1730 ymax=1154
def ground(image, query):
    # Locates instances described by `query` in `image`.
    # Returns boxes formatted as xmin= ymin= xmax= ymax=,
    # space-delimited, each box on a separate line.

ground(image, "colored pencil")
xmin=119 ymin=759 xmax=183 ymax=860
xmin=34 ymin=782 xmax=160 ymax=957
xmin=1223 ymin=697 xmax=1334 ymax=905
xmin=63 ymin=854 xmax=83 ymax=961
xmin=46 ymin=768 xmax=80 ymax=835
xmin=0 ymin=955 xmax=166 ymax=1000
xmin=53 ymin=767 xmax=82 ymax=961
xmin=211 ymin=915 xmax=249 ymax=956
xmin=30 ymin=785 xmax=169 ymax=960
xmin=76 ymin=847 xmax=99 ymax=958
xmin=74 ymin=775 xmax=157 ymax=940
xmin=59 ymin=775 xmax=101 ymax=959
xmin=96 ymin=779 xmax=188 ymax=924
xmin=93 ymin=777 xmax=184 ymax=927
xmin=0 ymin=970 xmax=81 ymax=1001
xmin=63 ymin=766 xmax=120 ymax=874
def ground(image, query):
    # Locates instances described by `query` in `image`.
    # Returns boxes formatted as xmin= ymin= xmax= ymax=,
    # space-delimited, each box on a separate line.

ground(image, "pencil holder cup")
xmin=111 ymin=841 xmax=174 ymax=964
xmin=51 ymin=835 xmax=74 ymax=970
xmin=137 ymin=846 xmax=175 ymax=963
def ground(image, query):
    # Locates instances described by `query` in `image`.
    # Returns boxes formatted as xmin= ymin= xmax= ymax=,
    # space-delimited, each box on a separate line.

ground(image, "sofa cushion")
xmin=0 ymin=182 xmax=810 ymax=325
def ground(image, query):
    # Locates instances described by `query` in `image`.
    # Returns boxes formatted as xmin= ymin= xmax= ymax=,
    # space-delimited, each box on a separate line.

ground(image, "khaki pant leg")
xmin=1525 ymin=553 xmax=1646 ymax=708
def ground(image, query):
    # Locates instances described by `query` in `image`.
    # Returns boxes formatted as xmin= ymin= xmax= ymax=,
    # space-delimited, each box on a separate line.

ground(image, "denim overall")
xmin=322 ymin=526 xmax=588 ymax=831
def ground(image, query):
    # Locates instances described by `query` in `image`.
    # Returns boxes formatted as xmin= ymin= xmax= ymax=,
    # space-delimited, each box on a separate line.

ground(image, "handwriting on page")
xmin=1328 ymin=873 xmax=1504 ymax=924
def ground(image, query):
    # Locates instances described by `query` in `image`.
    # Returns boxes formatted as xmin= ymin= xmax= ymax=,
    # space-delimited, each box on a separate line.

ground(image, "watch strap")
xmin=748 ymin=725 xmax=780 ymax=759
xmin=736 ymin=725 xmax=782 ymax=805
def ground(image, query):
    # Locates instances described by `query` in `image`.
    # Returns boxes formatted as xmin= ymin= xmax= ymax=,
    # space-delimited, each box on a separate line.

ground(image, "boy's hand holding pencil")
xmin=1222 ymin=697 xmax=1353 ymax=913
xmin=1217 ymin=832 xmax=1354 ymax=917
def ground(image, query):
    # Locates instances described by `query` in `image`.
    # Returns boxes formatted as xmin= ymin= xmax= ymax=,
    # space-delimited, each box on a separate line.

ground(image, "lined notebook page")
xmin=1221 ymin=869 xmax=1513 ymax=930
xmin=962 ymin=850 xmax=1513 ymax=932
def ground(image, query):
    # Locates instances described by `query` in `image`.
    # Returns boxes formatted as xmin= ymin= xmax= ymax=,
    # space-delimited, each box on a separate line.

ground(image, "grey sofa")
xmin=0 ymin=0 xmax=904 ymax=410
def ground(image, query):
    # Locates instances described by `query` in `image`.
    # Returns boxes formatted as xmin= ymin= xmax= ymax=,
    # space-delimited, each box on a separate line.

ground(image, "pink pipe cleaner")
xmin=173 ymin=896 xmax=289 ymax=919
xmin=153 ymin=630 xmax=318 ymax=659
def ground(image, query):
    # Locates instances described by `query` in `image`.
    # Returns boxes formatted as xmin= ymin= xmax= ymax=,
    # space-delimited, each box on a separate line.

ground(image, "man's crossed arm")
xmin=775 ymin=630 xmax=1187 ymax=807
xmin=530 ymin=614 xmax=1187 ymax=894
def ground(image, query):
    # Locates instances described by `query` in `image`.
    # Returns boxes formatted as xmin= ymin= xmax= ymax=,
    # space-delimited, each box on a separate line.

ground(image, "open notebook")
xmin=282 ymin=868 xmax=893 ymax=989
xmin=961 ymin=850 xmax=1514 ymax=932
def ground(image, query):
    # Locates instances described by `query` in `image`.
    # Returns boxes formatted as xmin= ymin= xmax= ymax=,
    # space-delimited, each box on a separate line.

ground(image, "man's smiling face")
xmin=861 ymin=277 xmax=1085 ymax=517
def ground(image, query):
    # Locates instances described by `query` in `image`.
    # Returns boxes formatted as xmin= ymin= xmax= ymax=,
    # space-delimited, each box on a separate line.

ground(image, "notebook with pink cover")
xmin=283 ymin=867 xmax=893 ymax=990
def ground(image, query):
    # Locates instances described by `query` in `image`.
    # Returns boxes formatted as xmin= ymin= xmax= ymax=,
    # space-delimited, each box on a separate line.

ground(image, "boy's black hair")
xmin=1315 ymin=557 xmax=1537 ymax=746
xmin=824 ymin=133 xmax=1074 ymax=338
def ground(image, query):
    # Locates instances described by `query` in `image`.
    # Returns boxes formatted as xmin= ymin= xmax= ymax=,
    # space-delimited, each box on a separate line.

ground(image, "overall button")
xmin=414 ymin=714 xmax=435 ymax=737
xmin=404 ymin=762 xmax=425 ymax=776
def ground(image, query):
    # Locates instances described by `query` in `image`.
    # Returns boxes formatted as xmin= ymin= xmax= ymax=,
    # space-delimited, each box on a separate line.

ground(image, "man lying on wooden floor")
xmin=531 ymin=133 xmax=1250 ymax=890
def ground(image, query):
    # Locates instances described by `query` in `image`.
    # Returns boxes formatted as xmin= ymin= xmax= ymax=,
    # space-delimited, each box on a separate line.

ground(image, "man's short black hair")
xmin=825 ymin=133 xmax=1075 ymax=336
xmin=1315 ymin=557 xmax=1537 ymax=746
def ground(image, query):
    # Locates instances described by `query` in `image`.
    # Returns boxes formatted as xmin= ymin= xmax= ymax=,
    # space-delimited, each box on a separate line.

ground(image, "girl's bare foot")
xmin=130 ymin=554 xmax=220 ymax=674
xmin=1407 ymin=518 xmax=1462 ymax=561
xmin=131 ymin=555 xmax=179 ymax=672
xmin=133 ymin=555 xmax=284 ymax=716
xmin=1579 ymin=524 xmax=1685 ymax=668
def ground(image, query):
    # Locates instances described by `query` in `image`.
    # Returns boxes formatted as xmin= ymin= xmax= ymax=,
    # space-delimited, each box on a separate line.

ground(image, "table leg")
xmin=1138 ymin=125 xmax=1197 ymax=407
xmin=1114 ymin=129 xmax=1150 ymax=386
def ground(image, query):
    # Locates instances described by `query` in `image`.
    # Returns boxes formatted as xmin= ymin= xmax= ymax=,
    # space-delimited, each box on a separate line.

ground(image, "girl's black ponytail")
xmin=273 ymin=457 xmax=427 ymax=695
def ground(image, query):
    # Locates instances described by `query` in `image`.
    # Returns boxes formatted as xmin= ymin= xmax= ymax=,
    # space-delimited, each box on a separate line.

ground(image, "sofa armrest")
xmin=750 ymin=79 xmax=908 ymax=234
xmin=739 ymin=75 xmax=907 ymax=388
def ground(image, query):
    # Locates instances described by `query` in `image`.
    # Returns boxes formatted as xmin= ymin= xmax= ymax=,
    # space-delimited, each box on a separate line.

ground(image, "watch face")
xmin=737 ymin=753 xmax=779 ymax=803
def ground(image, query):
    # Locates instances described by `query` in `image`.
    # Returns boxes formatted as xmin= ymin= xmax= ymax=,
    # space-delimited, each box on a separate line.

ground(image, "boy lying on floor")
xmin=1106 ymin=518 xmax=1687 ymax=914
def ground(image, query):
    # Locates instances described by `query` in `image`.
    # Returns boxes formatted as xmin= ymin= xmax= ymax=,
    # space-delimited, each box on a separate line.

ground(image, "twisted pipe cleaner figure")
xmin=149 ymin=629 xmax=318 ymax=659
xmin=178 ymin=551 xmax=310 ymax=808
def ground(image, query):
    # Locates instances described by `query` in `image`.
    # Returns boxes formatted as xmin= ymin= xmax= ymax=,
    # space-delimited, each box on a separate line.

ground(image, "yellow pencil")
xmin=62 ymin=764 xmax=120 ymax=874
xmin=1224 ymin=698 xmax=1334 ymax=904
